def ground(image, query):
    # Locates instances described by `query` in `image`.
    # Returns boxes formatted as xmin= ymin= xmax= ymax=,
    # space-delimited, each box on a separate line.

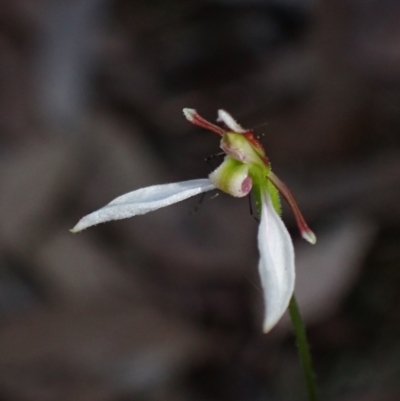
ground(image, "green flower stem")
xmin=288 ymin=295 xmax=318 ymax=401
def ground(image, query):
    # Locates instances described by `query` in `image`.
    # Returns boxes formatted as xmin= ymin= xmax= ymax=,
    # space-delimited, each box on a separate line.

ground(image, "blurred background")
xmin=0 ymin=0 xmax=400 ymax=400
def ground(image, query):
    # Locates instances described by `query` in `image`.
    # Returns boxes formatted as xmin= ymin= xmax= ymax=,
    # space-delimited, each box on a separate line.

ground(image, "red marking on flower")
xmin=241 ymin=175 xmax=253 ymax=195
xmin=185 ymin=109 xmax=270 ymax=166
xmin=183 ymin=109 xmax=225 ymax=136
xmin=268 ymin=172 xmax=316 ymax=244
xmin=243 ymin=131 xmax=270 ymax=166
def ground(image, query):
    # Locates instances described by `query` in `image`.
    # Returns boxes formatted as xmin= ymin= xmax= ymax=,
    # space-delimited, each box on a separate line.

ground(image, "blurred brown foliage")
xmin=0 ymin=0 xmax=400 ymax=400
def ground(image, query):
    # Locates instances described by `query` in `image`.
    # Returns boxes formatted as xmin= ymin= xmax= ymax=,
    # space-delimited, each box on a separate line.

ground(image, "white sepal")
xmin=258 ymin=190 xmax=295 ymax=333
xmin=71 ymin=179 xmax=215 ymax=232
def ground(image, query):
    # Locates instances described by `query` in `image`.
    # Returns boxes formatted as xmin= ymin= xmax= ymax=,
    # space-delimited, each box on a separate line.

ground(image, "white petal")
xmin=258 ymin=191 xmax=295 ymax=333
xmin=217 ymin=110 xmax=246 ymax=133
xmin=72 ymin=179 xmax=215 ymax=232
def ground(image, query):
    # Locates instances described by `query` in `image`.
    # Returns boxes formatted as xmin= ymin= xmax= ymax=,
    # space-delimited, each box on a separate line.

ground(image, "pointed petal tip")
xmin=70 ymin=223 xmax=84 ymax=233
xmin=302 ymin=230 xmax=317 ymax=245
xmin=183 ymin=108 xmax=196 ymax=121
xmin=262 ymin=321 xmax=274 ymax=334
xmin=262 ymin=307 xmax=288 ymax=333
xmin=262 ymin=305 xmax=289 ymax=333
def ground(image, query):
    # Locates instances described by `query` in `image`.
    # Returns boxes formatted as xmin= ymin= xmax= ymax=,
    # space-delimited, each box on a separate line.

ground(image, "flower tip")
xmin=262 ymin=311 xmax=285 ymax=333
xmin=262 ymin=321 xmax=273 ymax=334
xmin=70 ymin=219 xmax=88 ymax=233
xmin=69 ymin=225 xmax=81 ymax=234
xmin=183 ymin=108 xmax=196 ymax=122
xmin=302 ymin=230 xmax=317 ymax=245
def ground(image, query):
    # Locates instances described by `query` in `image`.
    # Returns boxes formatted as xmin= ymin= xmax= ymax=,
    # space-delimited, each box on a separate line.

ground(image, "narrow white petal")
xmin=258 ymin=191 xmax=295 ymax=333
xmin=72 ymin=179 xmax=215 ymax=232
xmin=217 ymin=109 xmax=246 ymax=133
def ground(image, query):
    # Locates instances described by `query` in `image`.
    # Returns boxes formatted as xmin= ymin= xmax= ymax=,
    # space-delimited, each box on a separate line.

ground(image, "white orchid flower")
xmin=72 ymin=109 xmax=316 ymax=333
